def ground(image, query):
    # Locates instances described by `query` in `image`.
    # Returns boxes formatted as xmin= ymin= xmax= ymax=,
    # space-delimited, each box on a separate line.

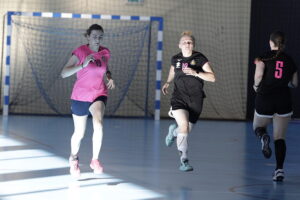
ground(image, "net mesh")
xmin=9 ymin=15 xmax=158 ymax=117
xmin=1 ymin=0 xmax=251 ymax=120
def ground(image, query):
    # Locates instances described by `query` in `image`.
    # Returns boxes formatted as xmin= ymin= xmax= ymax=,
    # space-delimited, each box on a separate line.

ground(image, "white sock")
xmin=177 ymin=133 xmax=188 ymax=161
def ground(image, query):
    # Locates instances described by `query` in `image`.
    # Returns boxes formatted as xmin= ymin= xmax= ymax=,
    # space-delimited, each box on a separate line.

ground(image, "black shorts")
xmin=171 ymin=94 xmax=204 ymax=124
xmin=71 ymin=96 xmax=107 ymax=116
xmin=255 ymin=92 xmax=292 ymax=118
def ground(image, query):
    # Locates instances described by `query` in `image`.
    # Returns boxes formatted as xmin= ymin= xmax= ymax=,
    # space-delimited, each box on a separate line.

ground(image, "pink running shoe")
xmin=90 ymin=159 xmax=103 ymax=174
xmin=69 ymin=157 xmax=80 ymax=177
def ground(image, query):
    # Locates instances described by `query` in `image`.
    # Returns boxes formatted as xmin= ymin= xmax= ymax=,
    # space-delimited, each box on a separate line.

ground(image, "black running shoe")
xmin=273 ymin=169 xmax=284 ymax=182
xmin=261 ymin=134 xmax=272 ymax=159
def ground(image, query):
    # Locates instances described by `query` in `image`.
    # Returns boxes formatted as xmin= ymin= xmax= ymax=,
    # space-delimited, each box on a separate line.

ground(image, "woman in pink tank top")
xmin=61 ymin=24 xmax=115 ymax=177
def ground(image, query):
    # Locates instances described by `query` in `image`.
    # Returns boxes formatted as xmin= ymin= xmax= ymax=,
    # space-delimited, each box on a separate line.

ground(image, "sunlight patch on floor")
xmin=0 ymin=136 xmax=164 ymax=200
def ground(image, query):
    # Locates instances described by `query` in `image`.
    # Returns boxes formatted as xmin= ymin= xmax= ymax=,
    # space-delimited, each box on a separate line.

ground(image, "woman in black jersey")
xmin=162 ymin=31 xmax=215 ymax=172
xmin=253 ymin=31 xmax=298 ymax=181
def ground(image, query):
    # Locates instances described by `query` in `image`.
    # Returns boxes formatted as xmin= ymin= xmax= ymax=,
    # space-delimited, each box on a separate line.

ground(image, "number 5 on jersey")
xmin=275 ymin=61 xmax=284 ymax=79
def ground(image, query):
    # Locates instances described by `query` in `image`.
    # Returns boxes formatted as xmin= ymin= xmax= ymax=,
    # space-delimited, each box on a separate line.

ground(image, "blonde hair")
xmin=180 ymin=30 xmax=195 ymax=44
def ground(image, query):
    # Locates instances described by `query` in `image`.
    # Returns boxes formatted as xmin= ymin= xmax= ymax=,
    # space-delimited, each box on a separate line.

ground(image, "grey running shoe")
xmin=165 ymin=123 xmax=177 ymax=147
xmin=179 ymin=159 xmax=193 ymax=172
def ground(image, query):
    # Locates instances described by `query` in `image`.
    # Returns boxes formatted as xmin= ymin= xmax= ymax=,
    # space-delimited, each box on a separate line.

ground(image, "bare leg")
xmin=69 ymin=114 xmax=87 ymax=177
xmin=89 ymin=101 xmax=105 ymax=160
xmin=172 ymin=109 xmax=189 ymax=133
xmin=273 ymin=115 xmax=290 ymax=140
xmin=253 ymin=113 xmax=272 ymax=131
xmin=188 ymin=122 xmax=194 ymax=133
xmin=71 ymin=114 xmax=88 ymax=156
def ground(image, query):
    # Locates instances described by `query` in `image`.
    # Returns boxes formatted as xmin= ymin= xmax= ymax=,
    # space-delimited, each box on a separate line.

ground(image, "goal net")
xmin=6 ymin=13 xmax=160 ymax=118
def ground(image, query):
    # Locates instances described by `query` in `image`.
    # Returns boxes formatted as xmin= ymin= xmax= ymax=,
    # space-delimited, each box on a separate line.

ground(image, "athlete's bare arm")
xmin=182 ymin=62 xmax=216 ymax=82
xmin=290 ymin=71 xmax=298 ymax=88
xmin=162 ymin=65 xmax=175 ymax=95
xmin=61 ymin=54 xmax=94 ymax=78
xmin=254 ymin=60 xmax=265 ymax=91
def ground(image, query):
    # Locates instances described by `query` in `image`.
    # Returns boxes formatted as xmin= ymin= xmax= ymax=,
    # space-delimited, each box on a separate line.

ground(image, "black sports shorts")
xmin=171 ymin=94 xmax=204 ymax=123
xmin=255 ymin=92 xmax=293 ymax=118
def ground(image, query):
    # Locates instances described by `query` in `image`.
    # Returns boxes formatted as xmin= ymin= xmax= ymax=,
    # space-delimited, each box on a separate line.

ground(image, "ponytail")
xmin=259 ymin=31 xmax=285 ymax=62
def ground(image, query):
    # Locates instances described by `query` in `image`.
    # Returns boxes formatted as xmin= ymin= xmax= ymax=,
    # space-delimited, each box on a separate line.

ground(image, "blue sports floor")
xmin=0 ymin=115 xmax=300 ymax=200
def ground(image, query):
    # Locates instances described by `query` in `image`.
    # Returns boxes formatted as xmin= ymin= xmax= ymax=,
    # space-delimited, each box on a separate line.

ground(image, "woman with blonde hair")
xmin=162 ymin=31 xmax=215 ymax=171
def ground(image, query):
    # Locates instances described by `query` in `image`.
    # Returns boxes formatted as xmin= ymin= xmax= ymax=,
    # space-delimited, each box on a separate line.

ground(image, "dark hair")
xmin=260 ymin=31 xmax=285 ymax=62
xmin=84 ymin=24 xmax=104 ymax=37
xmin=270 ymin=30 xmax=285 ymax=50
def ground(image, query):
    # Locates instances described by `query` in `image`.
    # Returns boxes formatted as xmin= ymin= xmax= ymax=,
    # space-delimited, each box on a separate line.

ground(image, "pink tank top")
xmin=71 ymin=45 xmax=110 ymax=102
